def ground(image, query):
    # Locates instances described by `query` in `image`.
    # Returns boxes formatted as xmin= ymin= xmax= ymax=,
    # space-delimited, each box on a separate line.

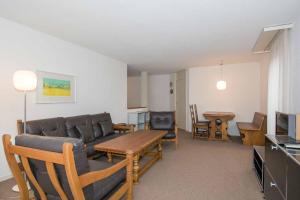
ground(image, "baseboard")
xmin=0 ymin=174 xmax=13 ymax=182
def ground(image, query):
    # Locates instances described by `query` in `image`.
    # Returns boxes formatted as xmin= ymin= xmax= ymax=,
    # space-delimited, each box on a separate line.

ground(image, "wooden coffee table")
xmin=94 ymin=130 xmax=167 ymax=183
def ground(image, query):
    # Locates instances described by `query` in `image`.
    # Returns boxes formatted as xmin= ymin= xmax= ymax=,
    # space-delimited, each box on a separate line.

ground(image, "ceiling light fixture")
xmin=216 ymin=60 xmax=226 ymax=90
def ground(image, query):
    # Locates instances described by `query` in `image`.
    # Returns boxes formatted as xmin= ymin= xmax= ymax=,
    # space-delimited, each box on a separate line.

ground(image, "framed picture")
xmin=36 ymin=71 xmax=76 ymax=103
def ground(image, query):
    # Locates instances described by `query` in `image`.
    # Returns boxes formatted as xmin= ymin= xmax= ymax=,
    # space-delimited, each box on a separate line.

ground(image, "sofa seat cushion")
xmin=88 ymin=160 xmax=126 ymax=200
xmin=162 ymin=132 xmax=176 ymax=139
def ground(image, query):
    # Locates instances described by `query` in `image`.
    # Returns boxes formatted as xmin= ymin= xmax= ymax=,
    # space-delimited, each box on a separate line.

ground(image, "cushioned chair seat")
xmin=162 ymin=132 xmax=176 ymax=139
xmin=88 ymin=160 xmax=126 ymax=200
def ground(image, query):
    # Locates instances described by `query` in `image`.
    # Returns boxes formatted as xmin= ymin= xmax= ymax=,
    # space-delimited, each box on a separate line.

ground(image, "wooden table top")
xmin=94 ymin=130 xmax=167 ymax=154
xmin=203 ymin=111 xmax=235 ymax=118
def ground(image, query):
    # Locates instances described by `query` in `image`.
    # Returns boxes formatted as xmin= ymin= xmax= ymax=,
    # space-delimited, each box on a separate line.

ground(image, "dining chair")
xmin=189 ymin=104 xmax=210 ymax=139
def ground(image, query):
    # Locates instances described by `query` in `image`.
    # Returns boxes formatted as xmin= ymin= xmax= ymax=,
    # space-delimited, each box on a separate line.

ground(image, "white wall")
xmin=0 ymin=17 xmax=127 ymax=181
xmin=127 ymin=76 xmax=141 ymax=108
xmin=148 ymin=74 xmax=171 ymax=111
xmin=188 ymin=62 xmax=261 ymax=135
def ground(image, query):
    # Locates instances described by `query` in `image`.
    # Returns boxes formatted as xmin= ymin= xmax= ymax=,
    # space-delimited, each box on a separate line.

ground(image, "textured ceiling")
xmin=0 ymin=0 xmax=299 ymax=73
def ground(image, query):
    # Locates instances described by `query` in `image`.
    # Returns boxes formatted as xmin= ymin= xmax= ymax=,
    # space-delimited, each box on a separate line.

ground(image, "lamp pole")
xmin=24 ymin=91 xmax=27 ymax=134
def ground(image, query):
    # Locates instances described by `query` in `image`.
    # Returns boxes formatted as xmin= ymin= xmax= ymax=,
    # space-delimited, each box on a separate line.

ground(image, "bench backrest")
xmin=252 ymin=112 xmax=267 ymax=132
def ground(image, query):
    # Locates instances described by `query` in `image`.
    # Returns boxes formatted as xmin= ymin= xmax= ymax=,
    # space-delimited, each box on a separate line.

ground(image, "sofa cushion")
xmin=88 ymin=160 xmax=126 ymax=200
xmin=15 ymin=134 xmax=94 ymax=200
xmin=100 ymin=121 xmax=114 ymax=136
xmin=162 ymin=132 xmax=176 ymax=139
xmin=42 ymin=129 xmax=64 ymax=137
xmin=150 ymin=112 xmax=175 ymax=130
xmin=93 ymin=123 xmax=103 ymax=138
xmin=26 ymin=117 xmax=66 ymax=137
xmin=90 ymin=113 xmax=114 ymax=137
xmin=65 ymin=115 xmax=95 ymax=143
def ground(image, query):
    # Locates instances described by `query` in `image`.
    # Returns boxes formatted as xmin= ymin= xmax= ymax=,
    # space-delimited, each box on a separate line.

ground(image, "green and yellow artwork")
xmin=43 ymin=78 xmax=71 ymax=96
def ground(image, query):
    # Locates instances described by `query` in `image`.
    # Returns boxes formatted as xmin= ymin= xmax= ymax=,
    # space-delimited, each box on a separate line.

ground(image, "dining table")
xmin=203 ymin=111 xmax=235 ymax=141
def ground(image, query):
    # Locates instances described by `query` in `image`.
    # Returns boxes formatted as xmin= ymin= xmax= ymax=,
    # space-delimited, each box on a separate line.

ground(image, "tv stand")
xmin=253 ymin=145 xmax=265 ymax=191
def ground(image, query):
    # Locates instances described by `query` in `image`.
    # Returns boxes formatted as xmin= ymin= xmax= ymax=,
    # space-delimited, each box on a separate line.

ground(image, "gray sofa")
xmin=17 ymin=113 xmax=132 ymax=157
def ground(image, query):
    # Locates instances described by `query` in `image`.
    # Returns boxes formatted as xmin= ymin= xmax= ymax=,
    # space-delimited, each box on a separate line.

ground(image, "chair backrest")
xmin=3 ymin=134 xmax=93 ymax=200
xmin=189 ymin=105 xmax=196 ymax=126
xmin=193 ymin=104 xmax=199 ymax=122
xmin=149 ymin=111 xmax=175 ymax=130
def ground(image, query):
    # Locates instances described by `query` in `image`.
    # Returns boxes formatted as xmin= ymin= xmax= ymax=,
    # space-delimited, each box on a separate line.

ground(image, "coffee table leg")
xmin=158 ymin=141 xmax=162 ymax=160
xmin=133 ymin=154 xmax=139 ymax=184
xmin=107 ymin=152 xmax=113 ymax=163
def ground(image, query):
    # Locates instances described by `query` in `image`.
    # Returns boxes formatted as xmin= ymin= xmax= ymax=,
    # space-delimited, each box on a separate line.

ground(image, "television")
xmin=276 ymin=112 xmax=289 ymax=135
xmin=276 ymin=112 xmax=297 ymax=138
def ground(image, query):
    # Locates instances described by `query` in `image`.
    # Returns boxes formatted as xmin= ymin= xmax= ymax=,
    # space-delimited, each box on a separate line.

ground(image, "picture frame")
xmin=36 ymin=71 xmax=76 ymax=103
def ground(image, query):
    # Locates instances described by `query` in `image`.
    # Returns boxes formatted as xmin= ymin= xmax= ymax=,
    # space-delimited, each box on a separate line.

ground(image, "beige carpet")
xmin=0 ymin=131 xmax=264 ymax=200
xmin=133 ymin=131 xmax=264 ymax=200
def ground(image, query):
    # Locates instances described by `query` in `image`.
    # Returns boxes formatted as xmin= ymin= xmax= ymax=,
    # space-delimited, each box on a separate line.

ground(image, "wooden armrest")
xmin=113 ymin=123 xmax=135 ymax=130
xmin=79 ymin=158 xmax=128 ymax=188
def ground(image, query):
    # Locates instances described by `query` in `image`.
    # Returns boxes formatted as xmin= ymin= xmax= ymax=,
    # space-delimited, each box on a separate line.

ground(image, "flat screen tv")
xmin=276 ymin=112 xmax=288 ymax=135
xmin=276 ymin=112 xmax=296 ymax=137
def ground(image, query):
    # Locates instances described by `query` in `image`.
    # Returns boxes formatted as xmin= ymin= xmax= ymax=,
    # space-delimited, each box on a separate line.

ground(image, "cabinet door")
xmin=265 ymin=137 xmax=287 ymax=196
xmin=287 ymin=157 xmax=300 ymax=200
xmin=264 ymin=168 xmax=285 ymax=200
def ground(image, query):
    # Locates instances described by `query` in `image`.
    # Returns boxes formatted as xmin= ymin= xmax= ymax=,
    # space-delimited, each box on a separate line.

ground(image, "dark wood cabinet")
xmin=286 ymin=155 xmax=300 ymax=200
xmin=265 ymin=137 xmax=287 ymax=196
xmin=264 ymin=168 xmax=285 ymax=200
xmin=264 ymin=135 xmax=300 ymax=200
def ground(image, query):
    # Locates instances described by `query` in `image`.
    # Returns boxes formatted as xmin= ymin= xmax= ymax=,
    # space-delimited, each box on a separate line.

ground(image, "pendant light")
xmin=216 ymin=60 xmax=227 ymax=90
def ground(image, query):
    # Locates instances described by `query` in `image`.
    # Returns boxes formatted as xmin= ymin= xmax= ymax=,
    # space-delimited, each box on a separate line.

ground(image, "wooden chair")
xmin=3 ymin=134 xmax=133 ymax=200
xmin=237 ymin=112 xmax=267 ymax=146
xmin=189 ymin=104 xmax=210 ymax=139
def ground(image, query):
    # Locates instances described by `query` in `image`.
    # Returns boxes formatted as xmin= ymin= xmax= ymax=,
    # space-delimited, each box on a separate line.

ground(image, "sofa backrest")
xmin=90 ymin=113 xmax=114 ymax=137
xmin=65 ymin=115 xmax=95 ymax=143
xmin=15 ymin=134 xmax=94 ymax=200
xmin=24 ymin=117 xmax=67 ymax=137
xmin=17 ymin=113 xmax=114 ymax=142
xmin=150 ymin=111 xmax=175 ymax=130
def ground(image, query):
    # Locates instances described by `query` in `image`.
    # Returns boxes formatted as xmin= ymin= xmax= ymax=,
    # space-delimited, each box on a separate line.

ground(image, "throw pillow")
xmin=99 ymin=121 xmax=113 ymax=136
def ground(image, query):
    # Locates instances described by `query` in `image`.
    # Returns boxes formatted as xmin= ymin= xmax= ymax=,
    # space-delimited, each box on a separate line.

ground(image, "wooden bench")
xmin=237 ymin=112 xmax=267 ymax=146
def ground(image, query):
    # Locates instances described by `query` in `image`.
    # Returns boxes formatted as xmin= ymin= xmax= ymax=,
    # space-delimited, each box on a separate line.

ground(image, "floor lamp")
xmin=12 ymin=70 xmax=37 ymax=192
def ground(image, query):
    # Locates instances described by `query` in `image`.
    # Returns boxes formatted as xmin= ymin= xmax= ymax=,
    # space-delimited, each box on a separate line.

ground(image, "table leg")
xmin=133 ymin=154 xmax=139 ymax=184
xmin=222 ymin=121 xmax=229 ymax=140
xmin=158 ymin=141 xmax=162 ymax=160
xmin=209 ymin=120 xmax=216 ymax=140
xmin=107 ymin=152 xmax=113 ymax=163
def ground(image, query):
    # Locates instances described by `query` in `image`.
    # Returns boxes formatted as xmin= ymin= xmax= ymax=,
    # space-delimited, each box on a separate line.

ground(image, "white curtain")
xmin=267 ymin=29 xmax=292 ymax=134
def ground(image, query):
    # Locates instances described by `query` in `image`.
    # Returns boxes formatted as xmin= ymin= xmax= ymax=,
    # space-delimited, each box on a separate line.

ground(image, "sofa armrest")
xmin=113 ymin=123 xmax=135 ymax=134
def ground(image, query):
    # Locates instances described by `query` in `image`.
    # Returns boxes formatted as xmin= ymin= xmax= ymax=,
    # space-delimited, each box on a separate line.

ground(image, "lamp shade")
xmin=216 ymin=80 xmax=226 ymax=90
xmin=13 ymin=70 xmax=37 ymax=91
